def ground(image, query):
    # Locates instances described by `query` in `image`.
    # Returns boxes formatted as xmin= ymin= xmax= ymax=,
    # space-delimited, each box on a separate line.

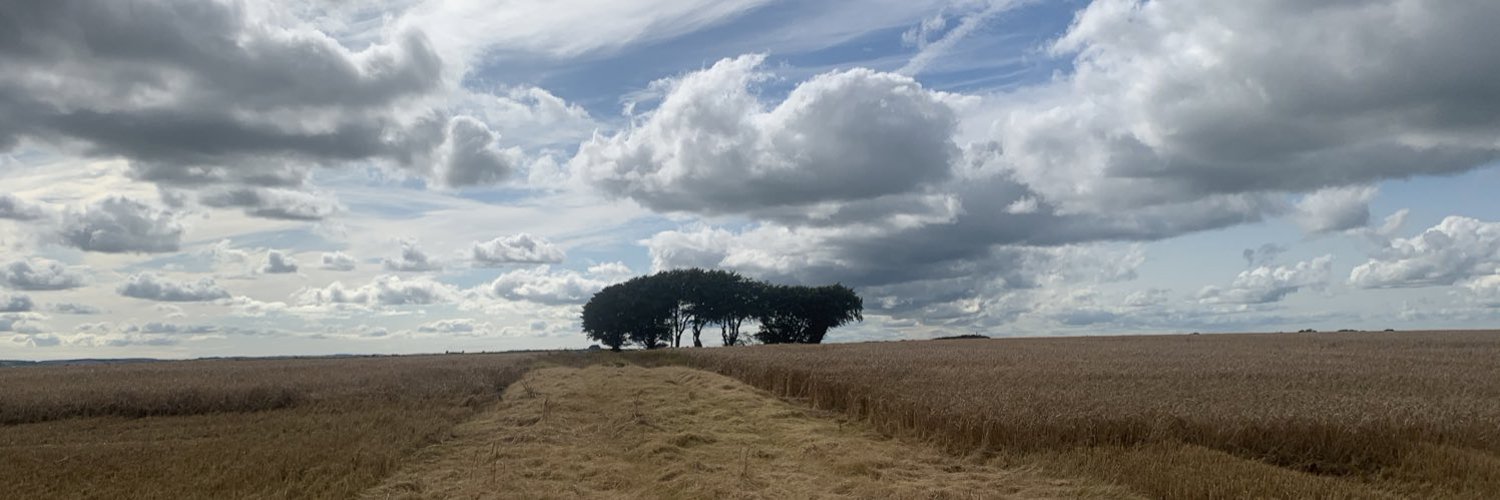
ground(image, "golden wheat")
xmin=649 ymin=330 xmax=1500 ymax=498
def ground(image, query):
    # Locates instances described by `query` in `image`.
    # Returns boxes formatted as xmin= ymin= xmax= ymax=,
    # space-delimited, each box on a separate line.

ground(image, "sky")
xmin=2 ymin=0 xmax=1499 ymax=360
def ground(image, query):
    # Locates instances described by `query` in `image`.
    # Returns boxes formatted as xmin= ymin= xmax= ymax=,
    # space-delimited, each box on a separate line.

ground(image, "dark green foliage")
xmin=580 ymin=268 xmax=862 ymax=348
xmin=753 ymin=284 xmax=863 ymax=344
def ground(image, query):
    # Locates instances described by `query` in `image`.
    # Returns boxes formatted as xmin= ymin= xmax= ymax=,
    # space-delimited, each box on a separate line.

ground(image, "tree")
xmin=580 ymin=283 xmax=629 ymax=351
xmin=754 ymin=284 xmax=863 ymax=344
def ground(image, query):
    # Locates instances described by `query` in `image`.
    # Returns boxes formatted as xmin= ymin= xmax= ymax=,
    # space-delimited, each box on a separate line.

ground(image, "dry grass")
xmin=0 ymin=353 xmax=536 ymax=499
xmin=364 ymin=364 xmax=1129 ymax=499
xmin=648 ymin=330 xmax=1500 ymax=498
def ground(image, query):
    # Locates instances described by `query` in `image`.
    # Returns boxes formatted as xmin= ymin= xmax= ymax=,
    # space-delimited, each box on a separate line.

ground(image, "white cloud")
xmin=1292 ymin=186 xmax=1377 ymax=234
xmin=1350 ymin=216 xmax=1500 ymax=288
xmin=296 ymin=274 xmax=457 ymax=306
xmin=1199 ymin=255 xmax=1334 ymax=305
xmin=320 ymin=251 xmax=358 ymax=271
xmin=0 ymin=258 xmax=86 ymax=290
xmin=471 ymin=233 xmax=565 ymax=266
xmin=382 ymin=239 xmax=442 ymax=272
xmin=58 ymin=197 xmax=183 ymax=253
xmin=117 ymin=273 xmax=232 ymax=302
xmin=261 ymin=250 xmax=300 ymax=274
xmin=574 ymin=54 xmax=961 ymax=221
xmin=484 ymin=263 xmax=631 ymax=305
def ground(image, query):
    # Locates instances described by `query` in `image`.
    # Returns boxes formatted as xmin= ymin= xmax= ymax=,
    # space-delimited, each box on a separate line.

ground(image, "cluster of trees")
xmin=580 ymin=268 xmax=863 ymax=351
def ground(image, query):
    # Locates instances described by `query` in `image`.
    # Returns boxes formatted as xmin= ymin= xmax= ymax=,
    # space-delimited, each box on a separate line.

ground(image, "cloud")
xmin=991 ymin=0 xmax=1500 ymax=213
xmin=117 ymin=273 xmax=231 ymax=302
xmin=295 ymin=274 xmax=457 ymax=306
xmin=1292 ymin=186 xmax=1377 ymax=234
xmin=11 ymin=333 xmax=62 ymax=347
xmin=124 ymin=322 xmax=219 ymax=334
xmin=1242 ymin=243 xmax=1287 ymax=268
xmin=0 ymin=0 xmax=532 ymax=192
xmin=484 ymin=264 xmax=631 ymax=305
xmin=0 ymin=294 xmax=34 ymax=312
xmin=261 ymin=250 xmax=300 ymax=274
xmin=1350 ymin=216 xmax=1500 ymax=288
xmin=574 ymin=54 xmax=961 ymax=221
xmin=0 ymin=258 xmax=86 ymax=290
xmin=0 ymin=194 xmax=47 ymax=220
xmin=58 ymin=197 xmax=183 ymax=253
xmin=383 ymin=239 xmax=442 ymax=272
xmin=1198 ymin=255 xmax=1334 ymax=304
xmin=320 ymin=251 xmax=357 ymax=271
xmin=47 ymin=302 xmax=101 ymax=315
xmin=471 ymin=233 xmax=565 ymax=266
xmin=0 ymin=313 xmax=46 ymax=334
xmin=431 ymin=116 xmax=520 ymax=187
xmin=197 ymin=187 xmax=341 ymax=221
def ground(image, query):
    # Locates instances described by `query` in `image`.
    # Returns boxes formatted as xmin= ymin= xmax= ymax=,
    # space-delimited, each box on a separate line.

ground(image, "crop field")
xmin=658 ymin=330 xmax=1500 ymax=498
xmin=4 ymin=331 xmax=1499 ymax=499
xmin=0 ymin=353 xmax=535 ymax=499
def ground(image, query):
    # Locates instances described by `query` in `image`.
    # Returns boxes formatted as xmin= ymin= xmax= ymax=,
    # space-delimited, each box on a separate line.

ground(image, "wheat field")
xmin=650 ymin=330 xmax=1500 ymax=498
xmin=0 ymin=353 xmax=536 ymax=499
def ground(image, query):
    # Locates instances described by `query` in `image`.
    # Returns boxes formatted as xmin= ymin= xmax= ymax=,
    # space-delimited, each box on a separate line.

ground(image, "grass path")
xmin=362 ymin=363 xmax=1129 ymax=499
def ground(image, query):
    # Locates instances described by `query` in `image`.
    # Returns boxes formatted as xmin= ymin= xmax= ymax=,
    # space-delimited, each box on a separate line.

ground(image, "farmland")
xmin=658 ymin=330 xmax=1500 ymax=498
xmin=0 ymin=353 xmax=535 ymax=499
xmin=3 ymin=330 xmax=1499 ymax=498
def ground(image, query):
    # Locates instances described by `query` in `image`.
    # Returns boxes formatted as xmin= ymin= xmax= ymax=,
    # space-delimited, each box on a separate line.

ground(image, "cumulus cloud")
xmin=198 ymin=187 xmax=341 ymax=221
xmin=574 ymin=54 xmax=960 ymax=220
xmin=261 ymin=250 xmax=300 ymax=274
xmin=0 ymin=313 xmax=46 ymax=334
xmin=1292 ymin=186 xmax=1377 ymax=234
xmin=0 ymin=258 xmax=86 ymax=290
xmin=992 ymin=0 xmax=1500 ymax=213
xmin=471 ymin=233 xmax=565 ymax=266
xmin=1350 ymin=216 xmax=1500 ymax=288
xmin=58 ymin=197 xmax=183 ymax=253
xmin=383 ymin=240 xmax=442 ymax=272
xmin=1199 ymin=255 xmax=1334 ymax=304
xmin=0 ymin=0 xmax=527 ymax=192
xmin=432 ymin=116 xmax=520 ymax=187
xmin=117 ymin=273 xmax=231 ymax=302
xmin=0 ymin=194 xmax=47 ymax=220
xmin=320 ymin=251 xmax=357 ymax=271
xmin=484 ymin=264 xmax=631 ymax=305
xmin=295 ymin=274 xmax=457 ymax=306
xmin=0 ymin=294 xmax=34 ymax=312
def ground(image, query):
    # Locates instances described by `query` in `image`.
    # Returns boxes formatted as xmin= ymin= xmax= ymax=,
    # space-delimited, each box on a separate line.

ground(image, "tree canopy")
xmin=580 ymin=268 xmax=862 ymax=350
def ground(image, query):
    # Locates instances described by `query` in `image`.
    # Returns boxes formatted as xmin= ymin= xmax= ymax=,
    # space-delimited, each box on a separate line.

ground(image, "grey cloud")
xmin=994 ymin=0 xmax=1500 ymax=212
xmin=124 ymin=322 xmax=218 ymax=334
xmin=0 ymin=0 xmax=519 ymax=191
xmin=0 ymin=194 xmax=47 ymax=220
xmin=1292 ymin=186 xmax=1376 ymax=234
xmin=58 ymin=197 xmax=183 ymax=253
xmin=0 ymin=294 xmax=33 ymax=312
xmin=319 ymin=251 xmax=357 ymax=271
xmin=433 ymin=116 xmax=518 ymax=187
xmin=1242 ymin=244 xmax=1287 ymax=268
xmin=471 ymin=233 xmax=564 ymax=266
xmin=47 ymin=302 xmax=101 ymax=314
xmin=198 ymin=187 xmax=340 ymax=221
xmin=0 ymin=258 xmax=86 ymax=290
xmin=261 ymin=250 xmax=299 ymax=274
xmin=117 ymin=273 xmax=231 ymax=302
